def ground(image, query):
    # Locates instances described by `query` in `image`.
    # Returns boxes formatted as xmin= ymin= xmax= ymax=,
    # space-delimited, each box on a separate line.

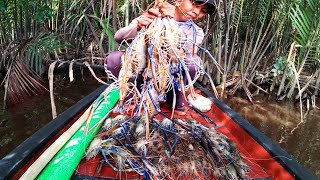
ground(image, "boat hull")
xmin=0 ymin=83 xmax=316 ymax=180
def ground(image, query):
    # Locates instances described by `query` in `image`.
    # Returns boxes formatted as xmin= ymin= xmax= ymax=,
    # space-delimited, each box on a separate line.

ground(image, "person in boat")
xmin=105 ymin=0 xmax=216 ymax=115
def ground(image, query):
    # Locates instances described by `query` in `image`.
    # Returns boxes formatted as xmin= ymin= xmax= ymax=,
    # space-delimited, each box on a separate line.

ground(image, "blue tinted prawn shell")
xmin=170 ymin=62 xmax=179 ymax=74
xmin=157 ymin=93 xmax=166 ymax=102
xmin=115 ymin=152 xmax=127 ymax=171
xmin=109 ymin=126 xmax=123 ymax=136
xmin=103 ymin=115 xmax=125 ymax=130
xmin=235 ymin=161 xmax=250 ymax=177
xmin=130 ymin=29 xmax=147 ymax=74
xmin=226 ymin=164 xmax=238 ymax=179
xmin=99 ymin=117 xmax=113 ymax=132
xmin=102 ymin=117 xmax=113 ymax=128
xmin=135 ymin=139 xmax=147 ymax=154
xmin=161 ymin=118 xmax=173 ymax=127
xmin=135 ymin=119 xmax=145 ymax=135
xmin=102 ymin=139 xmax=116 ymax=148
xmin=85 ymin=137 xmax=102 ymax=160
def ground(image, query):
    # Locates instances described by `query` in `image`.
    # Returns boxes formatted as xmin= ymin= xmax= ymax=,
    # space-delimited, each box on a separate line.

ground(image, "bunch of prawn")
xmin=86 ymin=115 xmax=249 ymax=179
xmin=103 ymin=14 xmax=224 ymax=147
xmin=96 ymin=2 xmax=250 ymax=178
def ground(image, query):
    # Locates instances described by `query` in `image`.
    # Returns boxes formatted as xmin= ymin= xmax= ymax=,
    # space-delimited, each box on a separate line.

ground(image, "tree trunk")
xmin=112 ymin=0 xmax=118 ymax=49
xmin=55 ymin=0 xmax=64 ymax=32
xmin=141 ymin=0 xmax=147 ymax=11
xmin=25 ymin=0 xmax=30 ymax=38
xmin=125 ymin=0 xmax=129 ymax=26
xmin=13 ymin=0 xmax=19 ymax=39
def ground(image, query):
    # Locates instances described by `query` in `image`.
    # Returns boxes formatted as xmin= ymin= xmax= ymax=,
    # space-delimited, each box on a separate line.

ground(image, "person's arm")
xmin=114 ymin=19 xmax=139 ymax=43
xmin=114 ymin=8 xmax=163 ymax=43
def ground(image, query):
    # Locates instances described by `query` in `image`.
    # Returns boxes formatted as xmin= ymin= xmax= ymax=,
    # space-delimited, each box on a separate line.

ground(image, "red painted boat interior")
xmin=75 ymin=97 xmax=295 ymax=179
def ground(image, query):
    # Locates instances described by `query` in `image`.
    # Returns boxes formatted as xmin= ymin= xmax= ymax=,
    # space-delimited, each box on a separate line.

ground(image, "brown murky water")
xmin=0 ymin=73 xmax=319 ymax=177
xmin=224 ymin=95 xmax=320 ymax=178
xmin=0 ymin=71 xmax=102 ymax=159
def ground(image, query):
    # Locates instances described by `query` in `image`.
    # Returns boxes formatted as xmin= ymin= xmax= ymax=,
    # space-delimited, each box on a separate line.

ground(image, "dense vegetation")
xmin=0 ymin=0 xmax=319 ymax=112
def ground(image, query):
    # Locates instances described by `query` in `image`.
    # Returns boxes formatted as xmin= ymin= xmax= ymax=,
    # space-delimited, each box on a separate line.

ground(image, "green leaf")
xmin=274 ymin=63 xmax=280 ymax=70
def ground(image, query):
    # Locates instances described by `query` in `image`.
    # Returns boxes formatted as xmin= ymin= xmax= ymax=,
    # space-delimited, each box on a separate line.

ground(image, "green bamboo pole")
xmin=37 ymin=89 xmax=119 ymax=180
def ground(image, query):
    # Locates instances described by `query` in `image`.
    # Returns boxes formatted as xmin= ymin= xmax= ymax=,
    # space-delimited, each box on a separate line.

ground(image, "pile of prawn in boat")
xmin=86 ymin=17 xmax=249 ymax=179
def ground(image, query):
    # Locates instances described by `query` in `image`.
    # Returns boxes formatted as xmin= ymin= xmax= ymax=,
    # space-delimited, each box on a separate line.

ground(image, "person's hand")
xmin=158 ymin=1 xmax=175 ymax=18
xmin=137 ymin=8 xmax=160 ymax=30
xmin=136 ymin=2 xmax=175 ymax=30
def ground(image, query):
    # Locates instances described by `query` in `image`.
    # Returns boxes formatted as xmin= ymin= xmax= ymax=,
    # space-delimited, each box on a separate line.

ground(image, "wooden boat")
xmin=0 ymin=83 xmax=316 ymax=180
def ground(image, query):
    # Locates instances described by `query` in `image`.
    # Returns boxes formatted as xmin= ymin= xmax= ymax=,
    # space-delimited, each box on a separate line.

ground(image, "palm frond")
xmin=0 ymin=33 xmax=69 ymax=108
xmin=1 ymin=41 xmax=48 ymax=108
xmin=290 ymin=2 xmax=314 ymax=46
xmin=23 ymin=33 xmax=70 ymax=75
xmin=95 ymin=16 xmax=115 ymax=52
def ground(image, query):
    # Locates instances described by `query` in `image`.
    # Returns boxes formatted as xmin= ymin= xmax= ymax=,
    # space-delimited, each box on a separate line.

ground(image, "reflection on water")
xmin=224 ymin=96 xmax=320 ymax=178
xmin=0 ymin=71 xmax=102 ymax=159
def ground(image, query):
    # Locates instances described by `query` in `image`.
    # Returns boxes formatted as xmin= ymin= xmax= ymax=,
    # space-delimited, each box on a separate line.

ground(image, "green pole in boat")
xmin=37 ymin=89 xmax=119 ymax=180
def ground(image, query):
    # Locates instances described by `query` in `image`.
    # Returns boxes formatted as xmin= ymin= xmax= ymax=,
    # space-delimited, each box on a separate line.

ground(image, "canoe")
xmin=0 ymin=83 xmax=316 ymax=180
